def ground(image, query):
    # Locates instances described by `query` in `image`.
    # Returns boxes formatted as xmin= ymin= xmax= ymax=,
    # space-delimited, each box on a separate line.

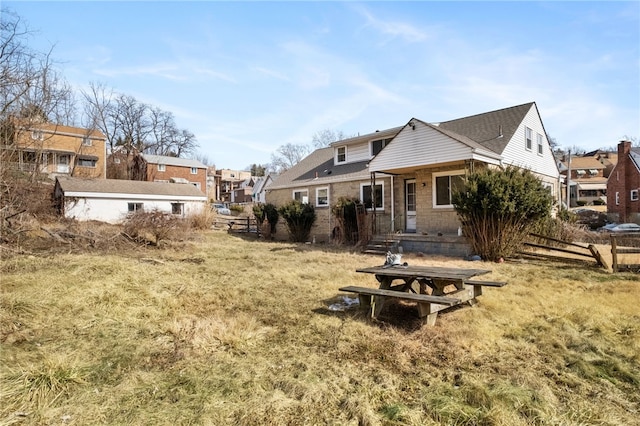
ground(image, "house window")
xmin=615 ymin=192 xmax=620 ymax=205
xmin=31 ymin=130 xmax=43 ymax=140
xmin=336 ymin=146 xmax=346 ymax=163
xmin=536 ymin=133 xmax=543 ymax=155
xmin=113 ymin=158 xmax=121 ymax=164
xmin=191 ymin=167 xmax=198 ymax=175
xmin=316 ymin=187 xmax=329 ymax=207
xmin=293 ymin=189 xmax=308 ymax=203
xmin=361 ymin=183 xmax=383 ymax=211
xmin=631 ymin=190 xmax=639 ymax=202
xmin=128 ymin=203 xmax=143 ymax=213
xmin=77 ymin=157 xmax=97 ymax=167
xmin=371 ymin=138 xmax=392 ymax=156
xmin=525 ymin=127 xmax=532 ymax=151
xmin=82 ymin=137 xmax=92 ymax=146
xmin=433 ymin=171 xmax=465 ymax=208
xmin=172 ymin=203 xmax=184 ymax=215
xmin=158 ymin=164 xmax=166 ymax=172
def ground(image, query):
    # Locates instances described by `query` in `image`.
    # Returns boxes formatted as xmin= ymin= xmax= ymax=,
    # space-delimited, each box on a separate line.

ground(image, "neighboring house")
xmin=3 ymin=120 xmax=106 ymax=179
xmin=252 ymin=174 xmax=276 ymax=204
xmin=267 ymin=102 xmax=560 ymax=242
xmin=218 ymin=169 xmax=252 ymax=202
xmin=562 ymin=156 xmax=607 ymax=206
xmin=230 ymin=176 xmax=257 ymax=203
xmin=141 ymin=154 xmax=207 ymax=191
xmin=607 ymin=141 xmax=640 ymax=223
xmin=54 ymin=176 xmax=207 ymax=224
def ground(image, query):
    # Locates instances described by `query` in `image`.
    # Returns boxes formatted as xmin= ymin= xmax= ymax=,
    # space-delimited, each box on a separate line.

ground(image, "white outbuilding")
xmin=54 ymin=176 xmax=208 ymax=224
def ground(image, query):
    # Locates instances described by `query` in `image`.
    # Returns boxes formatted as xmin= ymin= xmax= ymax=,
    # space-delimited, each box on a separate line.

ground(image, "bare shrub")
xmin=122 ymin=210 xmax=185 ymax=246
xmin=188 ymin=207 xmax=215 ymax=230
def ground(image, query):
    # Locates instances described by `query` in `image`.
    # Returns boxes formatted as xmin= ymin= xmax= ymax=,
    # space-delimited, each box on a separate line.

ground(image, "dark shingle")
xmin=437 ymin=102 xmax=535 ymax=154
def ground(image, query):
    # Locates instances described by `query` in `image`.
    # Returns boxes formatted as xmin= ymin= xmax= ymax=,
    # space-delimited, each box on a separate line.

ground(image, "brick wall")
xmin=266 ymin=177 xmax=392 ymax=242
xmin=607 ymin=141 xmax=640 ymax=222
xmin=147 ymin=164 xmax=207 ymax=192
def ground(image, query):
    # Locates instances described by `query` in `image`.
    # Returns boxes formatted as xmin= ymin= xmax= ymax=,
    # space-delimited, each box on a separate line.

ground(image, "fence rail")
xmin=610 ymin=233 xmax=640 ymax=273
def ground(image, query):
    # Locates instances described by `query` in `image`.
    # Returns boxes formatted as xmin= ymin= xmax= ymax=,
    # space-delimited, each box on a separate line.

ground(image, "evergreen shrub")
xmin=278 ymin=200 xmax=316 ymax=242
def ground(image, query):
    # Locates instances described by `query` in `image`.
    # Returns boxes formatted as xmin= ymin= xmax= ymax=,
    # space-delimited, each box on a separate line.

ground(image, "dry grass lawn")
xmin=1 ymin=230 xmax=639 ymax=425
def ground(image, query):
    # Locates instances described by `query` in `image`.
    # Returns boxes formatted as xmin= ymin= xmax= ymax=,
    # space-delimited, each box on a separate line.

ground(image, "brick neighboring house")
xmin=267 ymin=102 xmax=560 ymax=244
xmin=3 ymin=119 xmax=106 ymax=179
xmin=562 ymin=156 xmax=607 ymax=206
xmin=607 ymin=141 xmax=640 ymax=223
xmin=141 ymin=154 xmax=207 ymax=192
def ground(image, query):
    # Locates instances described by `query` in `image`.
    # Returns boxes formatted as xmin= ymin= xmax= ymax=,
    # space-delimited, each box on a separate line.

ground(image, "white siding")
xmin=501 ymin=106 xmax=559 ymax=180
xmin=369 ymin=122 xmax=474 ymax=172
xmin=64 ymin=197 xmax=206 ymax=224
xmin=335 ymin=141 xmax=370 ymax=164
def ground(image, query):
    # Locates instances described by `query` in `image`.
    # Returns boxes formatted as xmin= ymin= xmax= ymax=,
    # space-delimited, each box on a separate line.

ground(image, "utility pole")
xmin=566 ymin=149 xmax=571 ymax=209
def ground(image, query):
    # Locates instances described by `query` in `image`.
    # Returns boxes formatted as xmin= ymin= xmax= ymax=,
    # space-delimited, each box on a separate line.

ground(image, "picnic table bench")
xmin=339 ymin=265 xmax=507 ymax=326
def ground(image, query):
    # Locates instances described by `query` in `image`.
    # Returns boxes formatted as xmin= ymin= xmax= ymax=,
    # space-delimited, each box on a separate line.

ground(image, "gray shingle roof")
xmin=56 ymin=176 xmax=206 ymax=198
xmin=437 ymin=102 xmax=535 ymax=154
xmin=269 ymin=147 xmax=372 ymax=190
xmin=142 ymin=154 xmax=207 ymax=169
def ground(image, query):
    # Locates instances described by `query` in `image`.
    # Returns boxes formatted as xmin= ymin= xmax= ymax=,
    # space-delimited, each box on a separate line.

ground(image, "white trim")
xmin=158 ymin=164 xmax=166 ymax=172
xmin=315 ymin=186 xmax=329 ymax=207
xmin=525 ymin=126 xmax=532 ymax=151
xmin=631 ymin=189 xmax=639 ymax=202
xmin=432 ymin=169 xmax=465 ymax=209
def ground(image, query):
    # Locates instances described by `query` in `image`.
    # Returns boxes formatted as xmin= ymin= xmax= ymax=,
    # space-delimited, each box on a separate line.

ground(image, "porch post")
xmin=371 ymin=172 xmax=377 ymax=235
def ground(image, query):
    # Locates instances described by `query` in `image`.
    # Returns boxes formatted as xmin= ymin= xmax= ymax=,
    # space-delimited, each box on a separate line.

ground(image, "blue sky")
xmin=5 ymin=1 xmax=639 ymax=170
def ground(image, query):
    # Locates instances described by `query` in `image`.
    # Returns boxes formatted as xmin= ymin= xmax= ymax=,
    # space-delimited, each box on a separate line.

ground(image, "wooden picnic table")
xmin=340 ymin=264 xmax=505 ymax=326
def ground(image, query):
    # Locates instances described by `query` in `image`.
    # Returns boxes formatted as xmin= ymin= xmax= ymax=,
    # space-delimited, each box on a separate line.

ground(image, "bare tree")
xmin=270 ymin=143 xmax=310 ymax=173
xmin=311 ymin=129 xmax=350 ymax=148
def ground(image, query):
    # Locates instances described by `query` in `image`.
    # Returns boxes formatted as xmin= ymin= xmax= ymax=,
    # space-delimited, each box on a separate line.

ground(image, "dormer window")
xmin=336 ymin=146 xmax=346 ymax=164
xmin=371 ymin=138 xmax=392 ymax=156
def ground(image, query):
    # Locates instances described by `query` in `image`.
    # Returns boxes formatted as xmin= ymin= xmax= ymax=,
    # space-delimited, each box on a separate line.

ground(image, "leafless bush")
xmin=122 ymin=210 xmax=186 ymax=246
xmin=188 ymin=207 xmax=215 ymax=230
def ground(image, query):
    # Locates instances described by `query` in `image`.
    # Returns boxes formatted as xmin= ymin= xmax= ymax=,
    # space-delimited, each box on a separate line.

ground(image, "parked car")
xmin=212 ymin=203 xmax=231 ymax=215
xmin=599 ymin=223 xmax=640 ymax=233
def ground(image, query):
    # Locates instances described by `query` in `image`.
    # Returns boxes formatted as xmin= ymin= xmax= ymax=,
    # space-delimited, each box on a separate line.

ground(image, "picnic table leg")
xmin=372 ymin=276 xmax=393 ymax=318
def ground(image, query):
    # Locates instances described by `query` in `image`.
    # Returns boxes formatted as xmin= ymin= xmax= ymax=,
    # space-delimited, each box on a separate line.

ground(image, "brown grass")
xmin=1 ymin=229 xmax=639 ymax=425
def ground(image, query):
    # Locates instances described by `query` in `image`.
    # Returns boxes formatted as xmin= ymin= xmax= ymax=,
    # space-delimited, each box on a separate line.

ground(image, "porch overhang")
xmin=368 ymin=151 xmax=502 ymax=175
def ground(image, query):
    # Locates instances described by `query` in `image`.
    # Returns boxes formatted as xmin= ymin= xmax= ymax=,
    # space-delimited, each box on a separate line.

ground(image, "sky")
xmin=4 ymin=1 xmax=639 ymax=171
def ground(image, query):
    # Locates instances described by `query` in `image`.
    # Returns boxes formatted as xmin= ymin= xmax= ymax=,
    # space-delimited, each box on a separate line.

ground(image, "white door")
xmin=57 ymin=155 xmax=70 ymax=173
xmin=405 ymin=179 xmax=416 ymax=232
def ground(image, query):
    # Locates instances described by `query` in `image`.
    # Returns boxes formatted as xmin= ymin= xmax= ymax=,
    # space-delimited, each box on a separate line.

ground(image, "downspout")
xmin=390 ymin=174 xmax=395 ymax=233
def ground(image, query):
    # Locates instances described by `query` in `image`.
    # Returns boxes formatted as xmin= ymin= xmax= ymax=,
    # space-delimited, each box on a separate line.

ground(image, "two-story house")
xmin=267 ymin=102 xmax=560 ymax=246
xmin=607 ymin=141 xmax=640 ymax=223
xmin=140 ymin=154 xmax=207 ymax=191
xmin=4 ymin=120 xmax=106 ymax=179
xmin=563 ymin=156 xmax=607 ymax=207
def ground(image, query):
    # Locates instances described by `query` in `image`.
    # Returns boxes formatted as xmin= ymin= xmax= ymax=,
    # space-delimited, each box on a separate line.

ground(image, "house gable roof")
xmin=436 ymin=102 xmax=535 ymax=154
xmin=269 ymin=147 xmax=372 ymax=190
xmin=56 ymin=176 xmax=206 ymax=198
xmin=368 ymin=118 xmax=503 ymax=174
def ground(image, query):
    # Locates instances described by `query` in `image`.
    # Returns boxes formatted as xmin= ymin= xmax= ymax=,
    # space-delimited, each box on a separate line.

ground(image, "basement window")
xmin=128 ymin=203 xmax=144 ymax=213
xmin=172 ymin=203 xmax=184 ymax=215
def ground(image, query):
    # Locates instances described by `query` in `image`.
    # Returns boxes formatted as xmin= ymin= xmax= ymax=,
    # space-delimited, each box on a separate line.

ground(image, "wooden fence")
xmin=610 ymin=233 xmax=640 ymax=273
